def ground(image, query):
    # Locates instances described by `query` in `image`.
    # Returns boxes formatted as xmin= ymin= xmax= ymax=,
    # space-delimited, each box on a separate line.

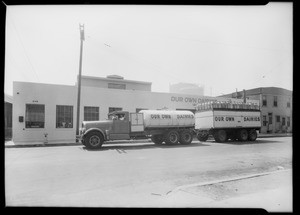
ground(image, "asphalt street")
xmin=5 ymin=137 xmax=292 ymax=211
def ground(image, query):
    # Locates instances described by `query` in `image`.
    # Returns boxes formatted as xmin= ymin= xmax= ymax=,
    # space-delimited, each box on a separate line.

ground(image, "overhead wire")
xmin=9 ymin=15 xmax=40 ymax=82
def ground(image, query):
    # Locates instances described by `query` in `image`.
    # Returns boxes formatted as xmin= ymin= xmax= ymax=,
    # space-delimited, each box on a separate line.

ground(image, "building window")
xmin=109 ymin=107 xmax=122 ymax=113
xmin=273 ymin=96 xmax=278 ymax=107
xmin=268 ymin=113 xmax=273 ymax=124
xmin=287 ymin=117 xmax=290 ymax=127
xmin=136 ymin=108 xmax=148 ymax=113
xmin=282 ymin=117 xmax=286 ymax=126
xmin=262 ymin=115 xmax=267 ymax=126
xmin=56 ymin=105 xmax=73 ymax=128
xmin=262 ymin=95 xmax=267 ymax=106
xmin=25 ymin=104 xmax=45 ymax=128
xmin=84 ymin=106 xmax=99 ymax=121
xmin=276 ymin=115 xmax=280 ymax=123
xmin=287 ymin=98 xmax=291 ymax=108
xmin=108 ymin=83 xmax=126 ymax=90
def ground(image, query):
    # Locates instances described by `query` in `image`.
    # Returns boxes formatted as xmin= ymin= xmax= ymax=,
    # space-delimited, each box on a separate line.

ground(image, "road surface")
xmin=5 ymin=137 xmax=292 ymax=211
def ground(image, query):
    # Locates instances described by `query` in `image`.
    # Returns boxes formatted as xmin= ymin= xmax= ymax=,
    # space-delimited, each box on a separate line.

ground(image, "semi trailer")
xmin=194 ymin=101 xmax=261 ymax=142
xmin=80 ymin=110 xmax=195 ymax=149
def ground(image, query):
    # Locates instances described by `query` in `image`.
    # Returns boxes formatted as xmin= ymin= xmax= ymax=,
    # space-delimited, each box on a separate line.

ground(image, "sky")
xmin=5 ymin=3 xmax=293 ymax=97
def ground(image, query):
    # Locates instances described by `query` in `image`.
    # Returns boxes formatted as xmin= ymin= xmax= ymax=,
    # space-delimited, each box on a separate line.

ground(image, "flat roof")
xmin=81 ymin=75 xmax=152 ymax=85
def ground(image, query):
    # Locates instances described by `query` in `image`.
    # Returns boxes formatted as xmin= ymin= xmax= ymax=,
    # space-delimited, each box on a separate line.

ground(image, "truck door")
xmin=110 ymin=113 xmax=130 ymax=140
xmin=130 ymin=113 xmax=144 ymax=132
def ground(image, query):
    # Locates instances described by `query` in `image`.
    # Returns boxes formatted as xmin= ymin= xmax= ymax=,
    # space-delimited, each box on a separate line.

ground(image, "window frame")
xmin=56 ymin=105 xmax=74 ymax=128
xmin=273 ymin=96 xmax=278 ymax=107
xmin=25 ymin=104 xmax=45 ymax=129
xmin=262 ymin=95 xmax=267 ymax=107
xmin=84 ymin=106 xmax=99 ymax=121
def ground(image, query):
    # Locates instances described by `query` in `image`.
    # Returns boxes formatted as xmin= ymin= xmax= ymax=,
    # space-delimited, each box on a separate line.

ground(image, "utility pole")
xmin=76 ymin=24 xmax=84 ymax=139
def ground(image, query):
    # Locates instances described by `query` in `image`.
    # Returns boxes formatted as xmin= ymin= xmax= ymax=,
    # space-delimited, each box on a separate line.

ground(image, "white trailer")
xmin=195 ymin=101 xmax=261 ymax=142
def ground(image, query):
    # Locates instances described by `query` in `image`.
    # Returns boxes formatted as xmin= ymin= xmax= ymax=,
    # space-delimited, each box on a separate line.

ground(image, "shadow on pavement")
xmin=205 ymin=139 xmax=282 ymax=145
xmin=82 ymin=142 xmax=210 ymax=151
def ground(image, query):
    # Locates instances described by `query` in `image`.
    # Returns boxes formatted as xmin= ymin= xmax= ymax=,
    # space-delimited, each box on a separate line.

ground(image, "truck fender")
xmin=83 ymin=128 xmax=106 ymax=140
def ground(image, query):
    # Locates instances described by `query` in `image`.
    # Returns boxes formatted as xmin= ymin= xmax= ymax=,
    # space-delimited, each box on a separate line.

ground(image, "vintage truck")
xmin=194 ymin=101 xmax=261 ymax=142
xmin=80 ymin=110 xmax=195 ymax=149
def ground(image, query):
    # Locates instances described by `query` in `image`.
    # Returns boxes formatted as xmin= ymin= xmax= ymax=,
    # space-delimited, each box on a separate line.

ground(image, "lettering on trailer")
xmin=150 ymin=114 xmax=193 ymax=119
xmin=150 ymin=114 xmax=171 ymax=119
xmin=215 ymin=117 xmax=235 ymax=121
xmin=177 ymin=114 xmax=194 ymax=119
xmin=244 ymin=116 xmax=260 ymax=121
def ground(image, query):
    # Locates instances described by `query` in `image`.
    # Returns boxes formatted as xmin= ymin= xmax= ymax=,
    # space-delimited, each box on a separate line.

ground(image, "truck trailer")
xmin=194 ymin=101 xmax=261 ymax=142
xmin=80 ymin=110 xmax=195 ymax=149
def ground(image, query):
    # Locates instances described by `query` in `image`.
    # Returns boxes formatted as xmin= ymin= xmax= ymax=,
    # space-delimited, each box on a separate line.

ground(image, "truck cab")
xmin=107 ymin=111 xmax=130 ymax=140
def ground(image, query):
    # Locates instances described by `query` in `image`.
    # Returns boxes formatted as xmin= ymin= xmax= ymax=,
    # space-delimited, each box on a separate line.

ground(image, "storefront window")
xmin=84 ymin=106 xmax=99 ymax=121
xmin=56 ymin=105 xmax=73 ymax=128
xmin=25 ymin=104 xmax=45 ymax=128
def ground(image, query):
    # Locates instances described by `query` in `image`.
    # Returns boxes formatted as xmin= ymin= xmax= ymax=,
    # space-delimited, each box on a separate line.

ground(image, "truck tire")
xmin=151 ymin=135 xmax=163 ymax=145
xmin=197 ymin=133 xmax=209 ymax=142
xmin=238 ymin=129 xmax=248 ymax=141
xmin=179 ymin=130 xmax=193 ymax=145
xmin=248 ymin=129 xmax=257 ymax=141
xmin=214 ymin=130 xmax=227 ymax=143
xmin=165 ymin=130 xmax=179 ymax=145
xmin=84 ymin=131 xmax=104 ymax=149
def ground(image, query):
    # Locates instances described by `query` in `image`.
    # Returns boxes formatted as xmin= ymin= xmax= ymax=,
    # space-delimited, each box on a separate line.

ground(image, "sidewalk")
xmin=4 ymin=133 xmax=292 ymax=148
xmin=163 ymin=169 xmax=293 ymax=212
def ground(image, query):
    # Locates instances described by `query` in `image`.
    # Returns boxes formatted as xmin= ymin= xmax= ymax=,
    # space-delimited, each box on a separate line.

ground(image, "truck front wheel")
xmin=179 ymin=130 xmax=193 ymax=145
xmin=84 ymin=131 xmax=104 ymax=149
xmin=151 ymin=135 xmax=163 ymax=145
xmin=165 ymin=130 xmax=179 ymax=145
xmin=214 ymin=130 xmax=228 ymax=143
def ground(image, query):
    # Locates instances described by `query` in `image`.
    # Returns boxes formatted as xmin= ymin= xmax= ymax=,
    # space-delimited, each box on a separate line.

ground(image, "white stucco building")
xmin=12 ymin=75 xmax=258 ymax=145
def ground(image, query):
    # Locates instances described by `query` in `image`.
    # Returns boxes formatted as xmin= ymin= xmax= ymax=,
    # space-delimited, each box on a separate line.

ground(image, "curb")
xmin=5 ymin=135 xmax=292 ymax=148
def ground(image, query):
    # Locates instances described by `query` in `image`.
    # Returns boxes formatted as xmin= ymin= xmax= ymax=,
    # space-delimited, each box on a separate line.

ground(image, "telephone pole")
xmin=76 ymin=24 xmax=85 ymax=139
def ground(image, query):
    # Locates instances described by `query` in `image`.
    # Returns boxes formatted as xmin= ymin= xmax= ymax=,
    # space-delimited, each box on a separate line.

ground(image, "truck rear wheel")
xmin=238 ymin=129 xmax=248 ymax=141
xmin=165 ymin=130 xmax=179 ymax=145
xmin=248 ymin=129 xmax=257 ymax=141
xmin=179 ymin=130 xmax=193 ymax=145
xmin=151 ymin=135 xmax=163 ymax=145
xmin=84 ymin=131 xmax=104 ymax=149
xmin=214 ymin=130 xmax=227 ymax=143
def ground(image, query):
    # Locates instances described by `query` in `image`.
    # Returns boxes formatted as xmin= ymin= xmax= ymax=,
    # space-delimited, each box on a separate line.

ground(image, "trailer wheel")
xmin=179 ymin=130 xmax=193 ymax=145
xmin=214 ymin=130 xmax=228 ymax=143
xmin=165 ymin=130 xmax=179 ymax=145
xmin=84 ymin=131 xmax=104 ymax=149
xmin=248 ymin=129 xmax=257 ymax=141
xmin=151 ymin=135 xmax=163 ymax=145
xmin=238 ymin=129 xmax=248 ymax=141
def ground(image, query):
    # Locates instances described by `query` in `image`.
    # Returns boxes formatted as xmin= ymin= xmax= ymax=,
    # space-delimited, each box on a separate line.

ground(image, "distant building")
xmin=218 ymin=87 xmax=293 ymax=134
xmin=5 ymin=93 xmax=13 ymax=139
xmin=169 ymin=83 xmax=204 ymax=96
